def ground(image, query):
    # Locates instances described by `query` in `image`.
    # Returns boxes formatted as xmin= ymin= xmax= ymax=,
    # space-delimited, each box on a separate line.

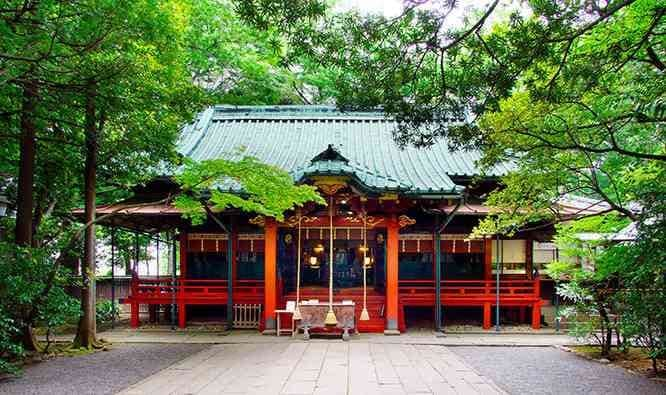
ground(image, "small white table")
xmin=275 ymin=301 xmax=296 ymax=336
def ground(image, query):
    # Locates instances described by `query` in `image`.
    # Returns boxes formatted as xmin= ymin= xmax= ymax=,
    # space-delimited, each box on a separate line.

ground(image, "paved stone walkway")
xmin=119 ymin=343 xmax=504 ymax=395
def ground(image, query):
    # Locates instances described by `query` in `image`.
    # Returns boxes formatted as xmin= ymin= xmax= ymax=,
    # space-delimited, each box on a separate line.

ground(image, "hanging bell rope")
xmin=324 ymin=195 xmax=338 ymax=326
xmin=360 ymin=209 xmax=370 ymax=321
xmin=293 ymin=211 xmax=302 ymax=321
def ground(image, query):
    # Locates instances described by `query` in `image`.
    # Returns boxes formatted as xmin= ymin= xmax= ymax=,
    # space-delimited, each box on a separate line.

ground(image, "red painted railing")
xmin=398 ymin=279 xmax=540 ymax=301
xmin=129 ymin=277 xmax=264 ymax=301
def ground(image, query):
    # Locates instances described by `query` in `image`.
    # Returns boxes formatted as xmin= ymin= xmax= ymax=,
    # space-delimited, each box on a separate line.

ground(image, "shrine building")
xmin=95 ymin=106 xmax=602 ymax=334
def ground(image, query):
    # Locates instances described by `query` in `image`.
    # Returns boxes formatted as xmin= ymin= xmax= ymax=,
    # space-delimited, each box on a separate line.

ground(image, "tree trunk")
xmin=597 ymin=299 xmax=612 ymax=357
xmin=74 ymin=80 xmax=99 ymax=349
xmin=15 ymin=80 xmax=40 ymax=351
xmin=15 ymin=80 xmax=38 ymax=247
xmin=21 ymin=325 xmax=40 ymax=353
xmin=604 ymin=327 xmax=612 ymax=356
xmin=615 ymin=324 xmax=623 ymax=351
xmin=125 ymin=255 xmax=132 ymax=276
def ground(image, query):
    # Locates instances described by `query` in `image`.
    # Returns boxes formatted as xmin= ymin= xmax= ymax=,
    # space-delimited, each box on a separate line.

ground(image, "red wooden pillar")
xmin=130 ymin=302 xmax=139 ymax=328
xmin=484 ymin=237 xmax=496 ymax=330
xmin=532 ymin=276 xmax=541 ymax=329
xmin=385 ymin=216 xmax=400 ymax=335
xmin=483 ymin=302 xmax=491 ymax=330
xmin=178 ymin=233 xmax=187 ymax=328
xmin=178 ymin=303 xmax=186 ymax=328
xmin=532 ymin=302 xmax=541 ymax=329
xmin=130 ymin=274 xmax=139 ymax=327
xmin=263 ymin=218 xmax=278 ymax=333
xmin=484 ymin=238 xmax=493 ymax=280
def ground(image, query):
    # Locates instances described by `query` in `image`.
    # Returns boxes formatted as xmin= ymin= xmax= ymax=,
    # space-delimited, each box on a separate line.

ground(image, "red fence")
xmin=126 ymin=277 xmax=264 ymax=304
xmin=399 ymin=279 xmax=540 ymax=306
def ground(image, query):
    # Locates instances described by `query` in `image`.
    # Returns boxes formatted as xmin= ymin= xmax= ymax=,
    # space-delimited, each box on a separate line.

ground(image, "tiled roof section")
xmin=557 ymin=194 xmax=612 ymax=216
xmin=178 ymin=105 xmax=513 ymax=195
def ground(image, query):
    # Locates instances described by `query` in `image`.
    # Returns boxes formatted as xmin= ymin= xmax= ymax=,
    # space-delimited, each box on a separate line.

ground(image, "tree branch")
xmin=440 ymin=0 xmax=499 ymax=51
xmin=646 ymin=45 xmax=665 ymax=71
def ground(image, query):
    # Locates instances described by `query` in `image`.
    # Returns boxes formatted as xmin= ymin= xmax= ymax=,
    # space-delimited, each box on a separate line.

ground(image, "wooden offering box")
xmin=298 ymin=301 xmax=355 ymax=340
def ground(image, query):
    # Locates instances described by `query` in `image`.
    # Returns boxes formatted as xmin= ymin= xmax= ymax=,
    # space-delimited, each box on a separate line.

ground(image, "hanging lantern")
xmin=308 ymin=255 xmax=320 ymax=269
xmin=363 ymin=256 xmax=372 ymax=268
xmin=308 ymin=242 xmax=323 ymax=269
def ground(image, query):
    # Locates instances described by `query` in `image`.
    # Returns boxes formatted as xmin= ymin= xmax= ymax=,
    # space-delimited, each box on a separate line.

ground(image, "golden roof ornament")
xmin=248 ymin=215 xmax=266 ymax=227
xmin=398 ymin=215 xmax=416 ymax=228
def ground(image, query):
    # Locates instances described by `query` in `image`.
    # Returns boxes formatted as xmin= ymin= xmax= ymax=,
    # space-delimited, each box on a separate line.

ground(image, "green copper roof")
xmin=292 ymin=145 xmax=412 ymax=192
xmin=178 ymin=106 xmax=512 ymax=196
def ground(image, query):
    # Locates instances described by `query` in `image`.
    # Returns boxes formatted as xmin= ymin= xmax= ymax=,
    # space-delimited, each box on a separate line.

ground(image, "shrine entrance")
xmin=279 ymin=227 xmax=384 ymax=292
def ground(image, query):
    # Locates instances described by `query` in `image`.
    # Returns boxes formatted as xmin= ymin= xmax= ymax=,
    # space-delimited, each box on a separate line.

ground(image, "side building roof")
xmin=178 ymin=105 xmax=513 ymax=197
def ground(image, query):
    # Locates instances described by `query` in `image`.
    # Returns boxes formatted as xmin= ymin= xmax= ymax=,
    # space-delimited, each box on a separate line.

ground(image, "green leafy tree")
xmin=610 ymin=199 xmax=666 ymax=375
xmin=0 ymin=241 xmax=79 ymax=372
xmin=175 ymin=156 xmax=325 ymax=224
xmin=238 ymin=0 xmax=664 ymax=225
xmin=546 ymin=214 xmax=628 ymax=357
xmin=0 ymin=0 xmax=334 ymax=364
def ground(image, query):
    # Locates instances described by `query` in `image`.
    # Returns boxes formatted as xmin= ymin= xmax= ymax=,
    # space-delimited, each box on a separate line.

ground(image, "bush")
xmin=96 ymin=300 xmax=120 ymax=324
xmin=0 ymin=307 xmax=23 ymax=375
xmin=0 ymin=241 xmax=78 ymax=373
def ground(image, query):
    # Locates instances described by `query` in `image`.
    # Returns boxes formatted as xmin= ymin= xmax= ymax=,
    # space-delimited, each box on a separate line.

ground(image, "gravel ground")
xmin=450 ymin=346 xmax=666 ymax=395
xmin=0 ymin=343 xmax=209 ymax=395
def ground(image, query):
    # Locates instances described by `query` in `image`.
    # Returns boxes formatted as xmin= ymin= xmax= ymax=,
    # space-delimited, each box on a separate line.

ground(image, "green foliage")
xmin=240 ymin=0 xmax=665 ymax=235
xmin=614 ymin=200 xmax=666 ymax=372
xmin=0 ymin=306 xmax=23 ymax=375
xmin=0 ymin=0 xmax=336 ymax=354
xmin=544 ymin=208 xmax=665 ymax=364
xmin=551 ymin=213 xmax=629 ymax=276
xmin=95 ymin=300 xmax=120 ymax=325
xmin=620 ymin=288 xmax=666 ymax=368
xmin=97 ymin=228 xmax=154 ymax=276
xmin=175 ymin=156 xmax=325 ymax=223
xmin=544 ymin=214 xmax=621 ymax=354
xmin=0 ymin=241 xmax=79 ymax=373
xmin=35 ymin=287 xmax=80 ymax=335
xmin=469 ymin=1 xmax=664 ymax=233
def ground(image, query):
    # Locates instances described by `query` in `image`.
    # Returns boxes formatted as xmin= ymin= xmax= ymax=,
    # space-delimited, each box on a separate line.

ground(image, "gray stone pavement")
xmin=451 ymin=346 xmax=666 ymax=395
xmin=119 ymin=342 xmax=504 ymax=395
xmin=7 ymin=332 xmax=664 ymax=395
xmin=0 ymin=343 xmax=208 ymax=395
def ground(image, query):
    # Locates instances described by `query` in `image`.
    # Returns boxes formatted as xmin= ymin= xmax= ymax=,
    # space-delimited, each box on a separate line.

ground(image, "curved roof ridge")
xmin=291 ymin=158 xmax=414 ymax=192
xmin=212 ymin=105 xmax=387 ymax=120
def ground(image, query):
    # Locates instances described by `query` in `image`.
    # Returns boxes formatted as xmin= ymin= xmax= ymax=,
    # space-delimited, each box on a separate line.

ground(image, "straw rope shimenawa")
xmin=324 ymin=195 xmax=337 ymax=326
